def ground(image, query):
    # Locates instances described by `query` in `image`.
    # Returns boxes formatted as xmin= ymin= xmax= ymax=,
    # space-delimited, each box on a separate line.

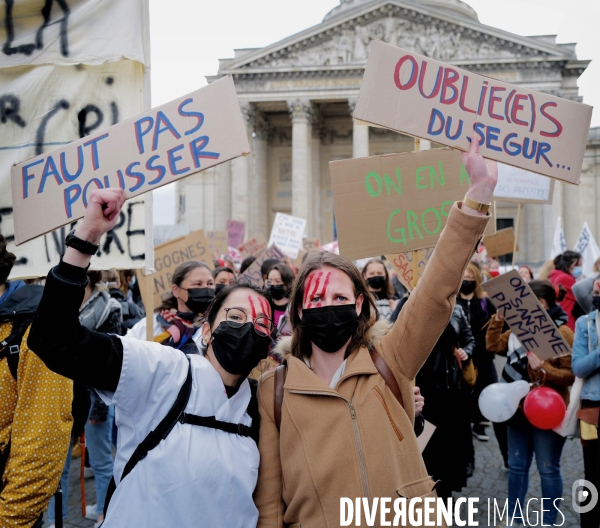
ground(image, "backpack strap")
xmin=274 ymin=360 xmax=287 ymax=431
xmin=273 ymin=352 xmax=404 ymax=433
xmin=0 ymin=317 xmax=33 ymax=381
xmin=369 ymin=348 xmax=404 ymax=409
xmin=104 ymin=356 xmax=193 ymax=516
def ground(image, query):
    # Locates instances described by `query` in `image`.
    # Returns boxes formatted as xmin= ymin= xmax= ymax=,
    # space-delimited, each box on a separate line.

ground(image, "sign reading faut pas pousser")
xmin=483 ymin=270 xmax=571 ymax=360
xmin=354 ymin=41 xmax=592 ymax=184
xmin=329 ymin=147 xmax=494 ymax=260
xmin=11 ymin=76 xmax=250 ymax=245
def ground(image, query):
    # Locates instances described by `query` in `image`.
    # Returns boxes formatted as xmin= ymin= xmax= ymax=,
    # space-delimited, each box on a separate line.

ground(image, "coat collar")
xmin=284 ymin=346 xmax=378 ymax=394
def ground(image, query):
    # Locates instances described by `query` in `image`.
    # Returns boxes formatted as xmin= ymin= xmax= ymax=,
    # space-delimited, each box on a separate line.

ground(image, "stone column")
xmin=349 ymin=98 xmax=369 ymax=159
xmin=250 ymin=114 xmax=270 ymax=238
xmin=202 ymin=168 xmax=216 ymax=232
xmin=230 ymin=102 xmax=254 ymax=224
xmin=288 ymin=100 xmax=313 ymax=231
xmin=215 ymin=162 xmax=232 ymax=231
xmin=311 ymin=122 xmax=322 ymax=240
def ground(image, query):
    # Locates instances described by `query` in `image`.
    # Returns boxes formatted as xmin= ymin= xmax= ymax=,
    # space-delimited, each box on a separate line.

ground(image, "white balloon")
xmin=478 ymin=381 xmax=530 ymax=422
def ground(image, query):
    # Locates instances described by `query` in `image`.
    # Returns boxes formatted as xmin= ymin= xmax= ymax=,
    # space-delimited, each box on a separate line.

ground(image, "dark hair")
xmin=240 ymin=255 xmax=256 ymax=274
xmin=156 ymin=260 xmax=212 ymax=312
xmin=529 ymin=279 xmax=566 ymax=307
xmin=204 ymin=281 xmax=274 ymax=329
xmin=518 ymin=265 xmax=534 ymax=281
xmin=0 ymin=234 xmax=17 ymax=285
xmin=212 ymin=266 xmax=235 ymax=280
xmin=553 ymin=251 xmax=581 ymax=274
xmin=87 ymin=270 xmax=103 ymax=290
xmin=361 ymin=258 xmax=394 ymax=299
xmin=289 ymin=252 xmax=378 ymax=359
xmin=261 ymin=258 xmax=282 ymax=279
xmin=266 ymin=263 xmax=295 ymax=291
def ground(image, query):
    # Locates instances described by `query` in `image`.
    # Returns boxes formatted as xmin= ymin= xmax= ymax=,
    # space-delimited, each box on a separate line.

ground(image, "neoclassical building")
xmin=176 ymin=0 xmax=599 ymax=265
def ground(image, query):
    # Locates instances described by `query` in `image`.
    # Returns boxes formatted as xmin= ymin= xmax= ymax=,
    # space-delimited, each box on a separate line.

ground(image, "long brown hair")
xmin=155 ymin=260 xmax=212 ymax=312
xmin=289 ymin=252 xmax=379 ymax=359
xmin=361 ymin=258 xmax=395 ymax=299
xmin=465 ymin=262 xmax=485 ymax=300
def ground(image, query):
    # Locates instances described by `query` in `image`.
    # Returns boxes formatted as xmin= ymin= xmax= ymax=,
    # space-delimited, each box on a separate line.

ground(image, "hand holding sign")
xmin=461 ymin=138 xmax=498 ymax=212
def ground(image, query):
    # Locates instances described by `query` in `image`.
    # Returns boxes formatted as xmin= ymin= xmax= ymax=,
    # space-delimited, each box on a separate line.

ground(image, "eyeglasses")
xmin=223 ymin=307 xmax=275 ymax=336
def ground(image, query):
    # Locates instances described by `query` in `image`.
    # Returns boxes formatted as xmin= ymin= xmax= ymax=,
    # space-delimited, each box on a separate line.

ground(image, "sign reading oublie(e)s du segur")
xmin=11 ymin=75 xmax=250 ymax=245
xmin=329 ymin=147 xmax=494 ymax=261
xmin=353 ymin=40 xmax=592 ymax=185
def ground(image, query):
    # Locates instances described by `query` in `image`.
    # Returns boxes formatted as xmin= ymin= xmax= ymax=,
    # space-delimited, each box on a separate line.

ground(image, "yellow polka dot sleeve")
xmin=0 ymin=323 xmax=74 ymax=527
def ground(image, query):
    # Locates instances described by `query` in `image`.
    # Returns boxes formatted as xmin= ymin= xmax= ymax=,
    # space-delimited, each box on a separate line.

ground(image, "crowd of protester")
xmin=0 ymin=141 xmax=599 ymax=527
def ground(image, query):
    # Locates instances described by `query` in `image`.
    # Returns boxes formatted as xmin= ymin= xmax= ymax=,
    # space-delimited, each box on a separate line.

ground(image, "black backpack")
xmin=0 ymin=284 xmax=44 ymax=380
xmin=103 ymin=348 xmax=260 ymax=517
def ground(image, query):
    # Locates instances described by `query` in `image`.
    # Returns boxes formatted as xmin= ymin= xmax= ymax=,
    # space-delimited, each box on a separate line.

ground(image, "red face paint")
xmin=258 ymin=297 xmax=271 ymax=318
xmin=309 ymin=271 xmax=323 ymax=302
xmin=319 ymin=272 xmax=332 ymax=298
xmin=304 ymin=274 xmax=314 ymax=306
xmin=248 ymin=295 xmax=257 ymax=319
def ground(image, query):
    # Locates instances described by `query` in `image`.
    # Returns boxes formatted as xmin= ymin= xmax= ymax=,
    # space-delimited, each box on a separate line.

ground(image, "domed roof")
xmin=324 ymin=0 xmax=479 ymax=22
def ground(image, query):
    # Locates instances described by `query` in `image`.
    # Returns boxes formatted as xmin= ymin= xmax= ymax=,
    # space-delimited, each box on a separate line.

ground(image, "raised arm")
xmin=28 ymin=189 xmax=127 ymax=392
xmin=379 ymin=140 xmax=496 ymax=379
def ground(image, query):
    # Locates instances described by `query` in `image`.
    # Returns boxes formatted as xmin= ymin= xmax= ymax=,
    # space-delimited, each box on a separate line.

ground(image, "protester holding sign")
xmin=549 ymin=250 xmax=584 ymax=331
xmin=254 ymin=139 xmax=495 ymax=526
xmin=361 ymin=259 xmax=398 ymax=321
xmin=128 ymin=261 xmax=215 ymax=345
xmin=456 ymin=263 xmax=497 ymax=443
xmin=27 ymin=188 xmax=275 ymax=527
xmin=571 ymin=279 xmax=600 ymax=528
xmin=486 ymin=280 xmax=574 ymax=526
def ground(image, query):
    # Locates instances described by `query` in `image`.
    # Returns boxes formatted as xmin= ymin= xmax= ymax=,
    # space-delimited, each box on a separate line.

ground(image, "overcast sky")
xmin=149 ymin=0 xmax=600 ymax=225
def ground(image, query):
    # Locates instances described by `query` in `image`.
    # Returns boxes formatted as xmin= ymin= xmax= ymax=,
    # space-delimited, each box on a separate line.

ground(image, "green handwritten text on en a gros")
xmin=365 ymin=161 xmax=470 ymax=245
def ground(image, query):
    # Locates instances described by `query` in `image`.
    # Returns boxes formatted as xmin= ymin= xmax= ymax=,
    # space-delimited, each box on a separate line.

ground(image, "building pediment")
xmin=214 ymin=0 xmax=582 ymax=79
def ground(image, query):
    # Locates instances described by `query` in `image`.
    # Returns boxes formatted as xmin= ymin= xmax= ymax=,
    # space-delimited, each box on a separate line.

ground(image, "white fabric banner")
xmin=573 ymin=222 xmax=600 ymax=279
xmin=0 ymin=0 xmax=148 ymax=68
xmin=0 ymin=0 xmax=148 ymax=278
xmin=550 ymin=216 xmax=567 ymax=260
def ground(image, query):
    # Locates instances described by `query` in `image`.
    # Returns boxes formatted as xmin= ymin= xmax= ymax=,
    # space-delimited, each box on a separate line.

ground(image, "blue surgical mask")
xmin=572 ymin=266 xmax=582 ymax=278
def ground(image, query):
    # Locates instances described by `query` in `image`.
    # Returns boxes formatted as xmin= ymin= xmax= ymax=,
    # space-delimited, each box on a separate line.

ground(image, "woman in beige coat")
xmin=254 ymin=140 xmax=498 ymax=527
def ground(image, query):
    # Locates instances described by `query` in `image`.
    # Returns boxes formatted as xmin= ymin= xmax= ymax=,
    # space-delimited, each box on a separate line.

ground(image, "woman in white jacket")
xmin=28 ymin=189 xmax=275 ymax=527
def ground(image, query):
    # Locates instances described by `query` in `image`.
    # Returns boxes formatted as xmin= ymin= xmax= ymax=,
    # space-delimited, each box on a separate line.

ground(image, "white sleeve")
xmin=98 ymin=337 xmax=188 ymax=425
xmin=126 ymin=314 xmax=162 ymax=340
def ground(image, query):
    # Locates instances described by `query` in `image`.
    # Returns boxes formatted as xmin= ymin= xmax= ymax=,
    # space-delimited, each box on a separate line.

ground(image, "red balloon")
xmin=523 ymin=387 xmax=566 ymax=430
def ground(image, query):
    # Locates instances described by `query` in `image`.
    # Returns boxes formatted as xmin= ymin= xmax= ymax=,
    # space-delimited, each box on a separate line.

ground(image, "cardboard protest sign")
xmin=330 ymin=147 xmax=494 ymax=260
xmin=226 ymin=220 xmax=246 ymax=248
xmin=484 ymin=227 xmax=518 ymax=258
xmin=353 ymin=40 xmax=592 ymax=184
xmin=137 ymin=230 xmax=214 ymax=309
xmin=11 ymin=75 xmax=250 ymax=245
xmin=206 ymin=231 xmax=229 ymax=256
xmin=239 ymin=245 xmax=285 ymax=286
xmin=268 ymin=213 xmax=307 ymax=259
xmin=483 ymin=270 xmax=571 ymax=360
xmin=238 ymin=234 xmax=268 ymax=257
xmin=495 ymin=164 xmax=554 ymax=204
xmin=386 ymin=248 xmax=435 ymax=292
xmin=321 ymin=241 xmax=339 ymax=254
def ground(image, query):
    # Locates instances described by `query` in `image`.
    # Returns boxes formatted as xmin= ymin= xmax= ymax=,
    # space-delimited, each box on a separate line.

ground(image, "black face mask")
xmin=592 ymin=295 xmax=600 ymax=311
xmin=215 ymin=283 xmax=226 ymax=294
xmin=301 ymin=304 xmax=359 ymax=353
xmin=268 ymin=284 xmax=287 ymax=301
xmin=211 ymin=322 xmax=271 ymax=376
xmin=184 ymin=287 xmax=215 ymax=314
xmin=366 ymin=276 xmax=386 ymax=291
xmin=460 ymin=280 xmax=476 ymax=295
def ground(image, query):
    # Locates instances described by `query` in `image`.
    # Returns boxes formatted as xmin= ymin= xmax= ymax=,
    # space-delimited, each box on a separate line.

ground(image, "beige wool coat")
xmin=254 ymin=202 xmax=490 ymax=528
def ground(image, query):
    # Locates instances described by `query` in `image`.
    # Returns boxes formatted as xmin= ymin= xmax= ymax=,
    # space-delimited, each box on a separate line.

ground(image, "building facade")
xmin=176 ymin=0 xmax=599 ymax=265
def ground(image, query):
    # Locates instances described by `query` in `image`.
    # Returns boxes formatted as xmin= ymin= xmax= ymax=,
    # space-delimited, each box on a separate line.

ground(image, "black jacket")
xmin=416 ymin=304 xmax=475 ymax=393
xmin=456 ymin=295 xmax=496 ymax=366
